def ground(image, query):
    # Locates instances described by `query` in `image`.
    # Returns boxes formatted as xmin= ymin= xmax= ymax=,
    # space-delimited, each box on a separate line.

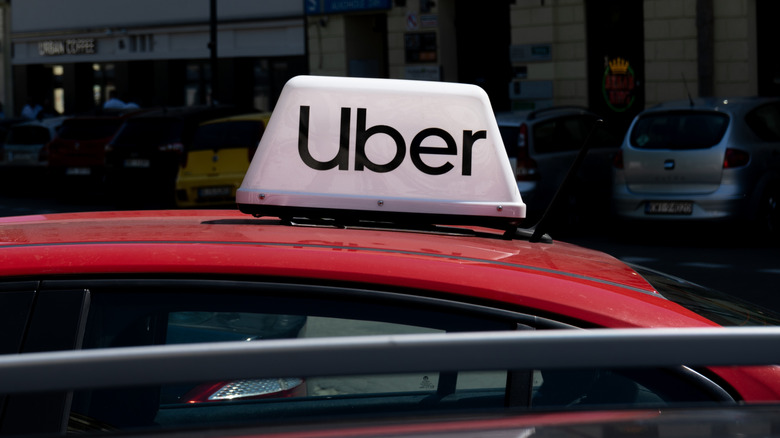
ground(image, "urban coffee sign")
xmin=39 ymin=38 xmax=96 ymax=56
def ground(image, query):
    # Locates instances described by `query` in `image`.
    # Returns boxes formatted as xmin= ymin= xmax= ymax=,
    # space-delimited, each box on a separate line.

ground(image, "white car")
xmin=0 ymin=116 xmax=67 ymax=168
xmin=612 ymin=97 xmax=780 ymax=239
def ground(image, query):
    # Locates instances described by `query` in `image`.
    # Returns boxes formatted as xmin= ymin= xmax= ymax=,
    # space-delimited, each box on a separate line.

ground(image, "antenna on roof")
xmin=526 ymin=118 xmax=604 ymax=243
xmin=682 ymin=73 xmax=695 ymax=108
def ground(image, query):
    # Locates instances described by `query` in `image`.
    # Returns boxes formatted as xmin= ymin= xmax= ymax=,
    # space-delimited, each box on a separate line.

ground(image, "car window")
xmin=532 ymin=115 xmax=594 ymax=154
xmin=629 ymin=111 xmax=729 ymax=150
xmin=111 ymin=118 xmax=183 ymax=146
xmin=12 ymin=280 xmax=731 ymax=434
xmin=745 ymin=102 xmax=780 ymax=142
xmin=498 ymin=125 xmax=520 ymax=156
xmin=191 ymin=120 xmax=265 ymax=151
xmin=57 ymin=119 xmax=123 ymax=141
xmin=6 ymin=126 xmax=52 ymax=145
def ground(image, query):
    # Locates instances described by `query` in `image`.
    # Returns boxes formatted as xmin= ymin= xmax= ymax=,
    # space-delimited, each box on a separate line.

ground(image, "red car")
xmin=0 ymin=76 xmax=778 ymax=436
xmin=46 ymin=109 xmax=146 ymax=187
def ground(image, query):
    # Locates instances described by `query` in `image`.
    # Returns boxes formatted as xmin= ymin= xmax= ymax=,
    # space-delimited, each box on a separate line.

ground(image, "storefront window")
xmin=92 ymin=63 xmax=115 ymax=107
xmin=52 ymin=65 xmax=64 ymax=114
xmin=185 ymin=62 xmax=211 ymax=106
xmin=253 ymin=59 xmax=270 ymax=112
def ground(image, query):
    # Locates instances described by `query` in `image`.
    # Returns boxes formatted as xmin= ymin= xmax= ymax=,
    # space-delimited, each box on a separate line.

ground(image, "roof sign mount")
xmin=237 ymin=76 xmax=526 ymax=233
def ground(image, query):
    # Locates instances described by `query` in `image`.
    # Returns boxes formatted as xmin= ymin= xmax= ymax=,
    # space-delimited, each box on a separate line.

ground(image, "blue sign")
xmin=305 ymin=0 xmax=392 ymax=15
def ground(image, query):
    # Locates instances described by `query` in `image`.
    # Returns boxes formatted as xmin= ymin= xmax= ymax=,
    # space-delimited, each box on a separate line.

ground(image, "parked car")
xmin=496 ymin=107 xmax=622 ymax=231
xmin=104 ymin=106 xmax=251 ymax=204
xmin=0 ymin=117 xmax=30 ymax=147
xmin=175 ymin=112 xmax=271 ymax=208
xmin=0 ymin=76 xmax=779 ymax=436
xmin=0 ymin=116 xmax=67 ymax=170
xmin=612 ymin=97 xmax=780 ymax=239
xmin=46 ymin=108 xmax=146 ymax=187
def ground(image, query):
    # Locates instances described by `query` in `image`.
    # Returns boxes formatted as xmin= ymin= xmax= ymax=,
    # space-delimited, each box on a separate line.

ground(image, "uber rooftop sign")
xmin=237 ymin=76 xmax=525 ymax=223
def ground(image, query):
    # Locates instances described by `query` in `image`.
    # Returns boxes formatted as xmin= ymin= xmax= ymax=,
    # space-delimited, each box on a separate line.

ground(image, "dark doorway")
xmin=586 ymin=0 xmax=645 ymax=140
xmin=757 ymin=0 xmax=780 ymax=96
xmin=454 ymin=0 xmax=511 ymax=112
xmin=346 ymin=13 xmax=388 ymax=79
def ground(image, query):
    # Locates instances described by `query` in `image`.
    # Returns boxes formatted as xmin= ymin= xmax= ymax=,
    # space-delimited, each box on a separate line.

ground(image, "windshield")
xmin=191 ymin=120 xmax=264 ymax=151
xmin=635 ymin=265 xmax=780 ymax=326
xmin=630 ymin=111 xmax=729 ymax=150
xmin=58 ymin=119 xmax=124 ymax=141
xmin=6 ymin=126 xmax=52 ymax=145
xmin=110 ymin=118 xmax=183 ymax=146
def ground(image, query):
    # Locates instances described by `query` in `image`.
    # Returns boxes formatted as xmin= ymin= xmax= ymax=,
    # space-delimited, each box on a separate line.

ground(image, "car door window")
xmin=533 ymin=116 xmax=593 ymax=154
xmin=745 ymin=102 xmax=780 ymax=142
xmin=11 ymin=279 xmax=735 ymax=434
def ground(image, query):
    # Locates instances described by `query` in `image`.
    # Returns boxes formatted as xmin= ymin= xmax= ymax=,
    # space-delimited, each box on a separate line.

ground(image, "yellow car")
xmin=175 ymin=112 xmax=271 ymax=208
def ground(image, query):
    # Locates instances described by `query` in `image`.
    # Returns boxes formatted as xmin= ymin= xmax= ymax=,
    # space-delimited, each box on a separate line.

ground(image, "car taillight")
xmin=723 ymin=148 xmax=749 ymax=168
xmin=516 ymin=157 xmax=538 ymax=181
xmin=613 ymin=149 xmax=624 ymax=169
xmin=182 ymin=378 xmax=306 ymax=403
xmin=514 ymin=125 xmax=537 ymax=181
xmin=517 ymin=123 xmax=527 ymax=148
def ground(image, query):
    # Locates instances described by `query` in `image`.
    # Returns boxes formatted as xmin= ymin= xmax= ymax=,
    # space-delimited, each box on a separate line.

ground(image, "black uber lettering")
xmin=297 ymin=106 xmax=486 ymax=176
xmin=355 ymin=108 xmax=405 ymax=173
xmin=298 ymin=106 xmax=350 ymax=170
xmin=410 ymin=128 xmax=456 ymax=176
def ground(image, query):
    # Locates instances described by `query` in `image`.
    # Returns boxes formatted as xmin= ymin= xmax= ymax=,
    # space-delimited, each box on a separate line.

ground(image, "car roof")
xmin=127 ymin=105 xmax=252 ymax=122
xmin=645 ymin=96 xmax=780 ymax=114
xmin=15 ymin=115 xmax=69 ymax=129
xmin=71 ymin=107 xmax=152 ymax=118
xmin=0 ymin=209 xmax=716 ymax=329
xmin=495 ymin=106 xmax=597 ymax=126
xmin=200 ymin=111 xmax=272 ymax=126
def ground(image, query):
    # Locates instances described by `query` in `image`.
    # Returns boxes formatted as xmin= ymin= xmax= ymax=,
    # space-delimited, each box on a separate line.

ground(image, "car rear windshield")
xmin=630 ymin=111 xmax=729 ymax=150
xmin=6 ymin=126 xmax=52 ymax=145
xmin=111 ymin=118 xmax=183 ymax=147
xmin=58 ymin=119 xmax=124 ymax=141
xmin=635 ymin=265 xmax=780 ymax=327
xmin=191 ymin=120 xmax=265 ymax=151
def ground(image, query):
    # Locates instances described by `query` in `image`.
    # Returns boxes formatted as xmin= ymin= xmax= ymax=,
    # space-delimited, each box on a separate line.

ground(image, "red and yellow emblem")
xmin=602 ymin=57 xmax=636 ymax=112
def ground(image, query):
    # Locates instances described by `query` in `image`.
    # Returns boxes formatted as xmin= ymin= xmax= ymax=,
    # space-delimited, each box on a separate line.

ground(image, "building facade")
xmin=9 ymin=0 xmax=307 ymax=115
xmin=7 ymin=0 xmax=779 ymax=137
xmin=306 ymin=0 xmax=778 ymax=137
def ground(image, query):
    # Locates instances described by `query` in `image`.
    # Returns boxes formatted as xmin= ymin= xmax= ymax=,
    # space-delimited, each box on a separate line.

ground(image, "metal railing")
xmin=1 ymin=327 xmax=779 ymax=394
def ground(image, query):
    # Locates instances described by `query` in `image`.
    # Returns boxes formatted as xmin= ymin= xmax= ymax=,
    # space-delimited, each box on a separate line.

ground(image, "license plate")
xmin=198 ymin=186 xmax=232 ymax=198
xmin=10 ymin=152 xmax=36 ymax=162
xmin=66 ymin=167 xmax=91 ymax=176
xmin=124 ymin=158 xmax=150 ymax=168
xmin=645 ymin=201 xmax=693 ymax=215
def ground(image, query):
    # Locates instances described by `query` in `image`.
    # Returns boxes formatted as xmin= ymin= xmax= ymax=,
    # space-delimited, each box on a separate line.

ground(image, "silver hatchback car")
xmin=612 ymin=97 xmax=780 ymax=238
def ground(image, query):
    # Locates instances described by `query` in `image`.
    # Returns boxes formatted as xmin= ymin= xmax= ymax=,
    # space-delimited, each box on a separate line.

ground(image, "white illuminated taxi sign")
xmin=237 ymin=75 xmax=526 ymax=230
